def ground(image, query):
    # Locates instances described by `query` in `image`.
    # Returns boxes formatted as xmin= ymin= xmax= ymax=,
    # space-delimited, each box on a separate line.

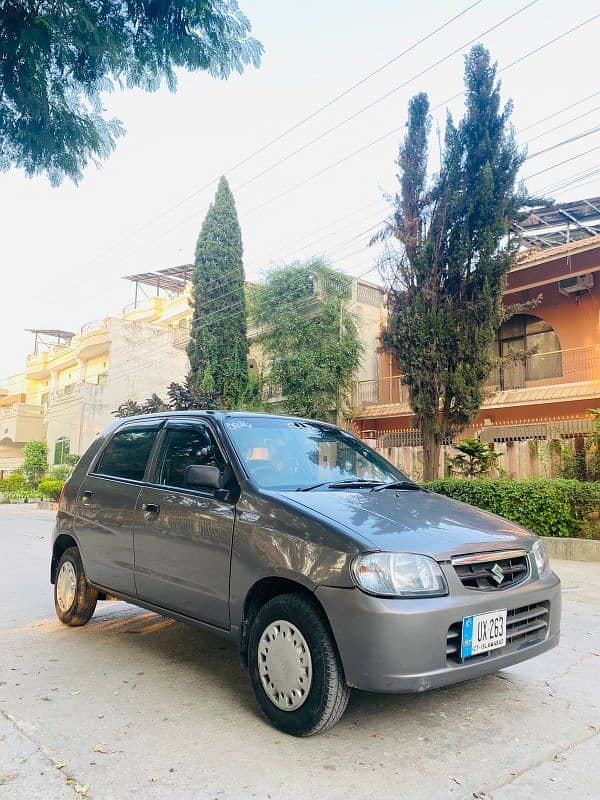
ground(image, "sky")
xmin=1 ymin=0 xmax=600 ymax=379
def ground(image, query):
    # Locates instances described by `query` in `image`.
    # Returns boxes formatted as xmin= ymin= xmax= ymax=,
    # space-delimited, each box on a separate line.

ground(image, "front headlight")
xmin=351 ymin=552 xmax=448 ymax=598
xmin=532 ymin=539 xmax=550 ymax=576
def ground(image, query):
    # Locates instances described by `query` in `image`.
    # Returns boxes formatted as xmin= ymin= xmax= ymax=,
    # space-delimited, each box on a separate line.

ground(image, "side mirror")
xmin=184 ymin=464 xmax=222 ymax=491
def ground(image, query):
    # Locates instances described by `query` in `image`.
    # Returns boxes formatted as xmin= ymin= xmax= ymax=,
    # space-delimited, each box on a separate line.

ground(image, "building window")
xmin=54 ymin=437 xmax=71 ymax=465
xmin=494 ymin=314 xmax=562 ymax=389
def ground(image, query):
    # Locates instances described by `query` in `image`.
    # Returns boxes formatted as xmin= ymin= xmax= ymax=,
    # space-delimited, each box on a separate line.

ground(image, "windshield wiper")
xmin=371 ymin=480 xmax=422 ymax=492
xmin=297 ymin=479 xmax=384 ymax=492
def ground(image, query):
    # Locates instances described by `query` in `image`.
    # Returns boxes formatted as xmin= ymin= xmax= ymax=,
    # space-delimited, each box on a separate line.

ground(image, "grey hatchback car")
xmin=52 ymin=411 xmax=561 ymax=735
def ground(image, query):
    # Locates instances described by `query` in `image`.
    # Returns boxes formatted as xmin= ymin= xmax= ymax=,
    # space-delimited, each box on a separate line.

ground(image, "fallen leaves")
xmin=93 ymin=743 xmax=119 ymax=754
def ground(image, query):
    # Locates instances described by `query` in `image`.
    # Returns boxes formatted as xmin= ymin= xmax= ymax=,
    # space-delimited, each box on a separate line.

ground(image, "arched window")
xmin=495 ymin=314 xmax=562 ymax=389
xmin=54 ymin=436 xmax=70 ymax=465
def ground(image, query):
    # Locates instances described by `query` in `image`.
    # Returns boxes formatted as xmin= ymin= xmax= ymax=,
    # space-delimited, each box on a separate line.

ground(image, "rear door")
xmin=133 ymin=419 xmax=235 ymax=629
xmin=74 ymin=420 xmax=163 ymax=595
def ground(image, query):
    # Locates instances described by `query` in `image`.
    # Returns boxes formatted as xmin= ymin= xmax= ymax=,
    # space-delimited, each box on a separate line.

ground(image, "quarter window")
xmin=155 ymin=424 xmax=225 ymax=488
xmin=95 ymin=427 xmax=159 ymax=481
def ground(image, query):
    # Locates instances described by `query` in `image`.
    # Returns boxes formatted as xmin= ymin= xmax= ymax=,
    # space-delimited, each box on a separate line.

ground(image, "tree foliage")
xmin=0 ymin=1 xmax=262 ymax=184
xmin=187 ymin=176 xmax=249 ymax=407
xmin=113 ymin=393 xmax=169 ymax=417
xmin=379 ymin=45 xmax=533 ymax=480
xmin=22 ymin=440 xmax=48 ymax=485
xmin=167 ymin=370 xmax=220 ymax=410
xmin=251 ymin=260 xmax=362 ymax=421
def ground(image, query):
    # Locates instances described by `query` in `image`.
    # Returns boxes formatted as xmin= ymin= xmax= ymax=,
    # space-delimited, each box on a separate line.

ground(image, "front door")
xmin=133 ymin=420 xmax=235 ymax=629
xmin=74 ymin=421 xmax=163 ymax=595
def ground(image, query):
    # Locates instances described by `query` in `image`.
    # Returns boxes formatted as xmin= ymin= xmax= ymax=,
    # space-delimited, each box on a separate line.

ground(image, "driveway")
xmin=0 ymin=505 xmax=599 ymax=799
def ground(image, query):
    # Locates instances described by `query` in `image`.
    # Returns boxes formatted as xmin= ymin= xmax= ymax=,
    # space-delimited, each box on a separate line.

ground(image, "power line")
xmin=526 ymin=125 xmax=600 ymax=160
xmin=117 ymin=0 xmax=546 ymax=260
xmin=522 ymin=104 xmax=600 ymax=144
xmin=237 ymin=11 xmax=600 ymax=219
xmin=156 ymin=94 xmax=600 ymax=309
xmin=524 ymin=144 xmax=600 ymax=180
xmin=228 ymin=1 xmax=540 ymax=199
xmin=81 ymin=0 xmax=486 ymax=270
xmin=518 ymin=89 xmax=600 ymax=135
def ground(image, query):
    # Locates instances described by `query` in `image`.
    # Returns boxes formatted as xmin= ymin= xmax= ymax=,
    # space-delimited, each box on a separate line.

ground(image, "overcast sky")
xmin=2 ymin=0 xmax=599 ymax=379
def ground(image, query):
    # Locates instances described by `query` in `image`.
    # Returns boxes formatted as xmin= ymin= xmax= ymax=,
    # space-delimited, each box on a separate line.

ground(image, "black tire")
xmin=248 ymin=593 xmax=350 ymax=736
xmin=54 ymin=547 xmax=98 ymax=626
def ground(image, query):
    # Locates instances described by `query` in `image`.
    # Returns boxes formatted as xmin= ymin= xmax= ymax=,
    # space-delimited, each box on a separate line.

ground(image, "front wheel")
xmin=248 ymin=593 xmax=350 ymax=736
xmin=54 ymin=547 xmax=98 ymax=626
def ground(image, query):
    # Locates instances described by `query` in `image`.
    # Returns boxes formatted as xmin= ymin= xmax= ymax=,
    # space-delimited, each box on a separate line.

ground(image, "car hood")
xmin=280 ymin=488 xmax=535 ymax=560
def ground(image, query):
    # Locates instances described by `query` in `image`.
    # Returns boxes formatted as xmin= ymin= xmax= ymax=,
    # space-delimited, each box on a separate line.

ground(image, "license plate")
xmin=461 ymin=609 xmax=507 ymax=658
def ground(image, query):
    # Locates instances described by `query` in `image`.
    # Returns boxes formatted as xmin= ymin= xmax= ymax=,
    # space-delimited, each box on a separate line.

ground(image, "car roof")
xmin=114 ymin=410 xmax=336 ymax=427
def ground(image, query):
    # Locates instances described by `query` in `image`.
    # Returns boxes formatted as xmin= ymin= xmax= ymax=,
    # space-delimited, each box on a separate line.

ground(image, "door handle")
xmin=81 ymin=490 xmax=93 ymax=504
xmin=142 ymin=502 xmax=160 ymax=515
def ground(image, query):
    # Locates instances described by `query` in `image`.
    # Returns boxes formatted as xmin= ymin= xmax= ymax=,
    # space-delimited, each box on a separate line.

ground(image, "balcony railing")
xmin=485 ymin=345 xmax=600 ymax=391
xmin=0 ymin=403 xmax=44 ymax=419
xmin=353 ymin=345 xmax=600 ymax=408
xmin=172 ymin=326 xmax=190 ymax=349
xmin=353 ymin=375 xmax=410 ymax=407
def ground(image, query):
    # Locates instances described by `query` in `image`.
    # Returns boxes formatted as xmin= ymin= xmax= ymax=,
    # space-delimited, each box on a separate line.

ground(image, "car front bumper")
xmin=315 ymin=568 xmax=561 ymax=693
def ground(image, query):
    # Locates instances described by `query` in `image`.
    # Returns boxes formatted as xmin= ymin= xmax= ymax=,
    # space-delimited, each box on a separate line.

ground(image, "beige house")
xmin=1 ymin=265 xmax=384 ymax=474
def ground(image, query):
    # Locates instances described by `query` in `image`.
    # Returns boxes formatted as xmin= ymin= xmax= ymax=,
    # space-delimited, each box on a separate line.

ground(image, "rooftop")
xmin=514 ymin=196 xmax=600 ymax=249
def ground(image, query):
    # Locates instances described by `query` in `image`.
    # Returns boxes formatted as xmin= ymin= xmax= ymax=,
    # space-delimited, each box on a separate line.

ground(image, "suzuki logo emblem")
xmin=491 ymin=563 xmax=505 ymax=585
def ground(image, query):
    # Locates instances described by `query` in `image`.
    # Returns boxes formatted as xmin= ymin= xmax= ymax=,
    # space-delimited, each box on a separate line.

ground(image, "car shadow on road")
xmin=63 ymin=601 xmax=507 ymax=734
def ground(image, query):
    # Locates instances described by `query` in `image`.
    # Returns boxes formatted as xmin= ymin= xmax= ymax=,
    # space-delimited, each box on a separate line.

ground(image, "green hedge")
xmin=37 ymin=478 xmax=65 ymax=502
xmin=425 ymin=478 xmax=600 ymax=538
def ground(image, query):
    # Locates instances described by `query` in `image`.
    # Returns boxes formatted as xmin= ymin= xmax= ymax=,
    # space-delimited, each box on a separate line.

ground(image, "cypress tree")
xmin=188 ymin=176 xmax=249 ymax=407
xmin=380 ymin=46 xmax=531 ymax=480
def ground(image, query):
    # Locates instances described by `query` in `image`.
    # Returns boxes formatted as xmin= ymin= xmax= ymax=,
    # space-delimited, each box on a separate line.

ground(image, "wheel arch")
xmin=239 ymin=576 xmax=332 ymax=667
xmin=50 ymin=533 xmax=79 ymax=584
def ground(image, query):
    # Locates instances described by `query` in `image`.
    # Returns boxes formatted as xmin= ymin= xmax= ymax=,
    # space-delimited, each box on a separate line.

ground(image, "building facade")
xmin=1 ymin=267 xmax=384 ymax=474
xmin=351 ymin=234 xmax=600 ymax=479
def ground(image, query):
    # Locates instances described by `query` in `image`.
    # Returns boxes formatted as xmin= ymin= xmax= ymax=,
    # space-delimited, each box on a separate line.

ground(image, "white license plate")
xmin=461 ymin=609 xmax=507 ymax=658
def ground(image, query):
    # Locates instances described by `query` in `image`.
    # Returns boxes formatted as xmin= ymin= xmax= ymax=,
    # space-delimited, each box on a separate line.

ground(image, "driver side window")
xmin=155 ymin=424 xmax=225 ymax=489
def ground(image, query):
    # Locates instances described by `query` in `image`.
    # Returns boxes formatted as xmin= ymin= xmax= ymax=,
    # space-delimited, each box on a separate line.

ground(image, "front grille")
xmin=446 ymin=601 xmax=550 ymax=665
xmin=453 ymin=551 xmax=530 ymax=591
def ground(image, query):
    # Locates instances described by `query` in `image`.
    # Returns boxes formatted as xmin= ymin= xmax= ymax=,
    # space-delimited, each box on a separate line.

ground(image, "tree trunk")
xmin=421 ymin=419 xmax=441 ymax=481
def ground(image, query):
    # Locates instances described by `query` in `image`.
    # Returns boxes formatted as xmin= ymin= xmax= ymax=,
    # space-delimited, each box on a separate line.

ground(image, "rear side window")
xmin=95 ymin=427 xmax=159 ymax=482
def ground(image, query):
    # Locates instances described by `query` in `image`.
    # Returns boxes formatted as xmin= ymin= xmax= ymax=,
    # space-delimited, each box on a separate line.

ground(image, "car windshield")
xmin=223 ymin=416 xmax=409 ymax=490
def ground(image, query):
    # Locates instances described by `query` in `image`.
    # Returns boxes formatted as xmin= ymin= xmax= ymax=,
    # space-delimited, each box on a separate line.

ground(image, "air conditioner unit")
xmin=558 ymin=273 xmax=594 ymax=296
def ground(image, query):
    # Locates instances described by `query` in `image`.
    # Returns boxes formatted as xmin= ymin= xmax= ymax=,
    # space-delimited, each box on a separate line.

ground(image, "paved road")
xmin=1 ymin=505 xmax=599 ymax=800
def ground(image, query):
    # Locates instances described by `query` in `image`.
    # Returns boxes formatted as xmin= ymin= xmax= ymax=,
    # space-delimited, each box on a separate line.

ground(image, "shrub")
xmin=447 ymin=437 xmax=500 ymax=478
xmin=0 ymin=472 xmax=28 ymax=496
xmin=38 ymin=478 xmax=65 ymax=502
xmin=425 ymin=478 xmax=600 ymax=538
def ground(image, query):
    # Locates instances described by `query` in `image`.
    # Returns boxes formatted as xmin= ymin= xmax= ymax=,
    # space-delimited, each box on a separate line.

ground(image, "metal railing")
xmin=353 ymin=346 xmax=600 ymax=407
xmin=80 ymin=319 xmax=107 ymax=335
xmin=353 ymin=375 xmax=410 ymax=407
xmin=485 ymin=345 xmax=600 ymax=390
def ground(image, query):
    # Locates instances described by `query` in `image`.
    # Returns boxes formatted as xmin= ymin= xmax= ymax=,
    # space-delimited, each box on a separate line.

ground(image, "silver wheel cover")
xmin=56 ymin=561 xmax=77 ymax=612
xmin=258 ymin=619 xmax=313 ymax=711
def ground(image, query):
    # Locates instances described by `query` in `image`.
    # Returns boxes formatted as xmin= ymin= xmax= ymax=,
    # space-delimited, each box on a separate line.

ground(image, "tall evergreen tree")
xmin=380 ymin=46 xmax=532 ymax=480
xmin=188 ymin=176 xmax=249 ymax=407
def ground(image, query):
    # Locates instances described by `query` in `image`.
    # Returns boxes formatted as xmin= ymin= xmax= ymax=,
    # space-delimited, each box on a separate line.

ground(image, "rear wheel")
xmin=248 ymin=593 xmax=350 ymax=736
xmin=54 ymin=547 xmax=98 ymax=626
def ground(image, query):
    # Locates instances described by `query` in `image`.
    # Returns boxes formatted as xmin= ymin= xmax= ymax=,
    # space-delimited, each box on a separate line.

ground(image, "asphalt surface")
xmin=0 ymin=504 xmax=599 ymax=800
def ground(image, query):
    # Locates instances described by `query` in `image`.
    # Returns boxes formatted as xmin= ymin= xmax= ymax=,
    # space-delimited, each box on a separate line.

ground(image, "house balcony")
xmin=48 ymin=381 xmax=106 ymax=406
xmin=352 ymin=345 xmax=600 ymax=418
xmin=172 ymin=326 xmax=190 ymax=349
xmin=0 ymin=402 xmax=46 ymax=443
